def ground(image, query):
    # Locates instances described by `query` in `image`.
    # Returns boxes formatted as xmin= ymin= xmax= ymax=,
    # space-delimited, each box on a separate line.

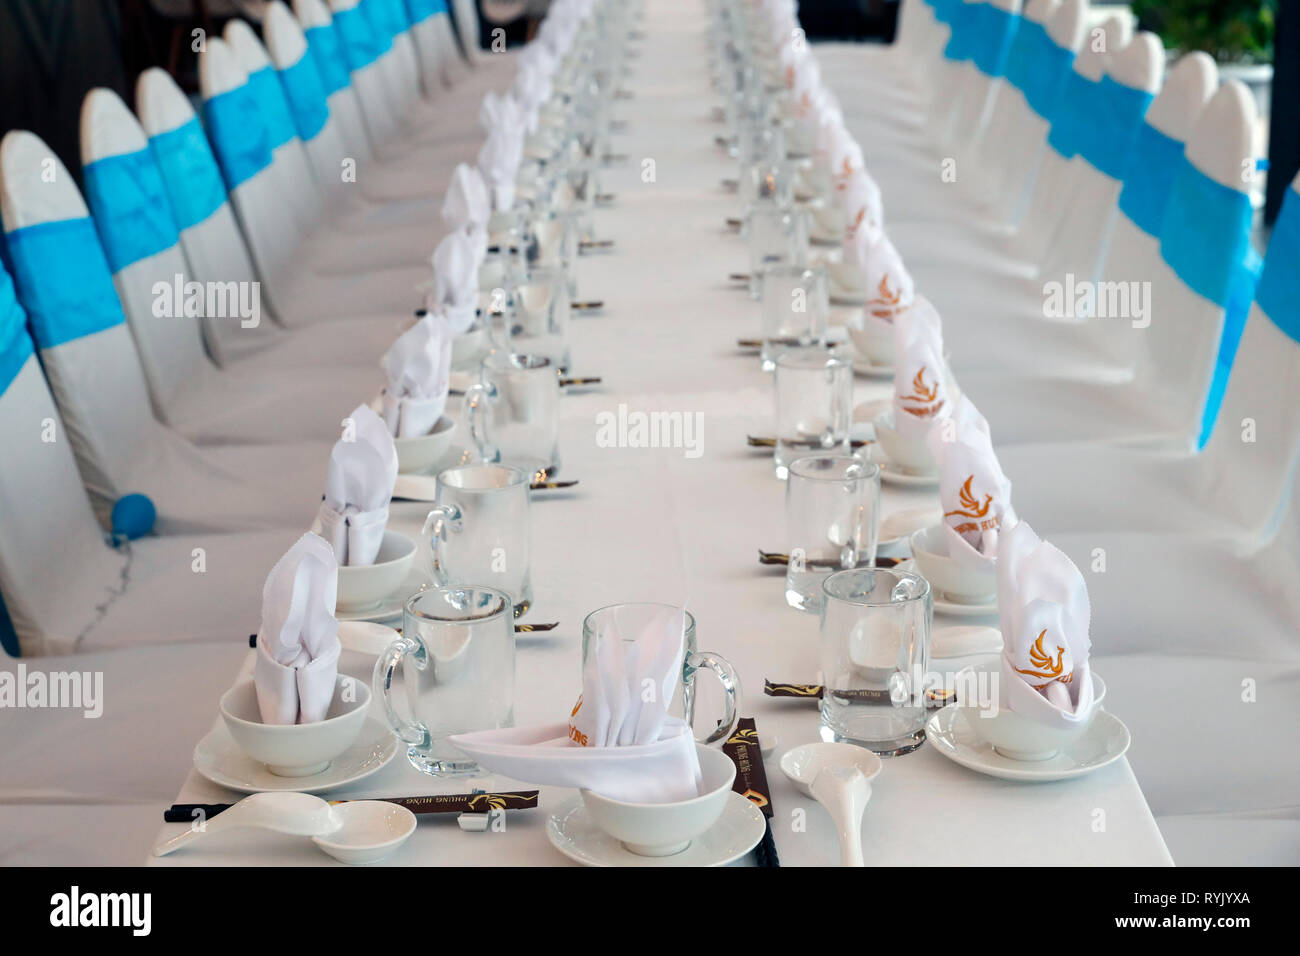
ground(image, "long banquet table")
xmin=149 ymin=0 xmax=1172 ymax=866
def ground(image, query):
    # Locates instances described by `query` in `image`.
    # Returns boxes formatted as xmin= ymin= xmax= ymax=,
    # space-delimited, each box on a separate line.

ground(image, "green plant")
xmin=1132 ymin=0 xmax=1276 ymax=64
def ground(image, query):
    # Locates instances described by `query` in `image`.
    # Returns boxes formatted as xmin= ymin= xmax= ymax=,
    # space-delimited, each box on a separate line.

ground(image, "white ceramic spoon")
xmin=152 ymin=792 xmax=339 ymax=857
xmin=809 ymin=766 xmax=872 ymax=867
xmin=780 ymin=743 xmax=882 ymax=867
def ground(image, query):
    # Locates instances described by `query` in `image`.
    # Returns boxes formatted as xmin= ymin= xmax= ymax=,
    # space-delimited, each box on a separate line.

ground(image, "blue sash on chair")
xmin=943 ymin=1 xmax=982 ymax=63
xmin=1159 ymin=157 xmax=1259 ymax=447
xmin=202 ymin=84 xmax=274 ymax=190
xmin=1115 ymin=122 xmax=1185 ymax=237
xmin=1255 ymin=184 xmax=1300 ymax=345
xmin=307 ymin=24 xmax=353 ymax=92
xmin=0 ymin=263 xmax=33 ymax=396
xmin=334 ymin=4 xmax=384 ymax=70
xmin=4 ymin=218 xmax=127 ymax=349
xmin=147 ymin=118 xmax=228 ymax=231
xmin=1078 ymin=76 xmax=1154 ymax=180
xmin=1021 ymin=28 xmax=1074 ymax=120
xmin=1046 ymin=68 xmax=1103 ymax=159
xmin=83 ymin=149 xmax=180 ymax=273
xmin=405 ymin=0 xmax=448 ymax=22
xmin=970 ymin=4 xmax=1018 ymax=79
xmin=279 ymin=54 xmax=331 ymax=142
xmin=1002 ymin=17 xmax=1042 ymax=93
xmin=247 ymin=67 xmax=299 ymax=150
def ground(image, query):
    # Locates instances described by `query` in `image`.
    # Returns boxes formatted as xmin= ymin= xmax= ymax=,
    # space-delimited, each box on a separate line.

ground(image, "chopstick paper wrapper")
xmin=722 ymin=717 xmax=779 ymax=867
xmin=163 ymin=791 xmax=540 ymax=823
xmin=764 ymin=679 xmax=956 ymax=708
xmin=757 ymin=550 xmax=903 ymax=570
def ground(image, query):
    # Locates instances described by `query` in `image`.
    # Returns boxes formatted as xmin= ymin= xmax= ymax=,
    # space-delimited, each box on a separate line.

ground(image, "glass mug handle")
xmin=373 ymin=637 xmax=432 ymax=749
xmin=463 ymin=382 xmax=500 ymax=464
xmin=420 ymin=505 xmax=463 ymax=588
xmin=685 ymin=650 xmax=742 ymax=745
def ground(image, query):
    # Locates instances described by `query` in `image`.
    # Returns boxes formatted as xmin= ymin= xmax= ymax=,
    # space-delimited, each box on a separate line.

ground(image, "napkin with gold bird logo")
xmin=891 ymin=298 xmax=952 ymax=439
xmin=844 ymin=226 xmax=913 ymax=326
xmin=996 ymin=521 xmax=1095 ymax=728
xmin=927 ymin=395 xmax=1015 ymax=567
xmin=451 ymin=605 xmax=703 ymax=803
xmin=380 ymin=313 xmax=453 ymax=439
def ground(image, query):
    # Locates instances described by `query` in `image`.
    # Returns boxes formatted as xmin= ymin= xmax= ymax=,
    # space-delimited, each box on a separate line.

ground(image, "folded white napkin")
xmin=838 ymin=169 xmax=884 ymax=239
xmin=253 ymin=533 xmax=341 ymax=725
xmin=997 ymin=521 xmax=1095 ymax=727
xmin=891 ymin=297 xmax=952 ymax=439
xmin=477 ymin=126 xmax=523 ymax=213
xmin=318 ymin=405 xmax=398 ymax=566
xmin=450 ymin=605 xmax=704 ymax=803
xmin=442 ymin=163 xmax=490 ymax=267
xmin=479 ymin=90 xmax=522 ymax=137
xmin=844 ymin=224 xmax=908 ymax=308
xmin=428 ymin=230 xmax=479 ymax=334
xmin=381 ymin=314 xmax=453 ymax=438
xmin=927 ymin=395 xmax=1015 ymax=567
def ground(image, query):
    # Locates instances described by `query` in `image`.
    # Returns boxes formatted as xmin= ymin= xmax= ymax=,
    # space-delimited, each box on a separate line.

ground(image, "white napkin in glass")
xmin=442 ymin=163 xmax=490 ymax=267
xmin=477 ymin=126 xmax=523 ymax=213
xmin=318 ymin=405 xmax=398 ymax=567
xmin=892 ymin=297 xmax=952 ymax=439
xmin=479 ymin=90 xmax=522 ymax=137
xmin=927 ymin=395 xmax=1015 ymax=567
xmin=253 ymin=532 xmax=341 ymax=725
xmin=450 ymin=606 xmax=704 ymax=803
xmin=838 ymin=169 xmax=884 ymax=238
xmin=381 ymin=314 xmax=453 ymax=438
xmin=428 ymin=230 xmax=479 ymax=334
xmin=996 ymin=521 xmax=1095 ymax=727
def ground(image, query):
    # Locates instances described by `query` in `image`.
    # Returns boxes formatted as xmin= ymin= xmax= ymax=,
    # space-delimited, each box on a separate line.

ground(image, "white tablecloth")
xmin=145 ymin=0 xmax=1171 ymax=867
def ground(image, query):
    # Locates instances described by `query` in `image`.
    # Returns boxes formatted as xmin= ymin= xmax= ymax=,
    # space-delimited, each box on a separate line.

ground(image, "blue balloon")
xmin=111 ymin=493 xmax=156 ymax=540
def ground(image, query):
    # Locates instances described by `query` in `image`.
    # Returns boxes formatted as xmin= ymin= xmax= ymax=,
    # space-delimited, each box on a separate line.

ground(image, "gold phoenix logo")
xmin=899 ymin=366 xmax=945 ymax=418
xmin=728 ymin=728 xmax=759 ymax=745
xmin=1013 ymin=630 xmax=1073 ymax=686
xmin=944 ymin=476 xmax=994 ymax=519
xmin=869 ymin=273 xmax=903 ymax=318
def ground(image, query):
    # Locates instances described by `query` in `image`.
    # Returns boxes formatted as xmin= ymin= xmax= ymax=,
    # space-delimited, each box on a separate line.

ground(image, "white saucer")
xmin=193 ymin=717 xmax=399 ymax=794
xmin=830 ymin=290 xmax=868 ymax=306
xmin=546 ymin=792 xmax=766 ymax=867
xmin=933 ymin=596 xmax=999 ymax=617
xmin=877 ymin=461 xmax=939 ymax=488
xmin=337 ymin=595 xmax=406 ymax=624
xmin=925 ymin=707 xmax=1131 ymax=782
xmin=852 ymin=358 xmax=893 ymax=379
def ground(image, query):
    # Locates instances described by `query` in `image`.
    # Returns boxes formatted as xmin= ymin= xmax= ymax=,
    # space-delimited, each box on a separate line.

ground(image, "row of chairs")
xmin=817 ymin=0 xmax=1299 ymax=863
xmin=0 ymin=0 xmax=510 ymax=657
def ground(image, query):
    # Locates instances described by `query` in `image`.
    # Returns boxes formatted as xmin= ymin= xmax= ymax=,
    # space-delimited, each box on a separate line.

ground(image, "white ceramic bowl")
xmin=579 ymin=745 xmax=736 ymax=857
xmin=336 ymin=531 xmax=415 ymax=613
xmin=845 ymin=311 xmax=893 ymax=366
xmin=828 ymin=261 xmax=868 ymax=298
xmin=220 ymin=676 xmax=370 ymax=777
xmin=957 ymin=661 xmax=1106 ymax=761
xmin=872 ymin=411 xmax=936 ymax=474
xmin=909 ymin=524 xmax=997 ymax=605
xmin=394 ymin=416 xmax=456 ymax=475
xmin=312 ymin=800 xmax=416 ymax=865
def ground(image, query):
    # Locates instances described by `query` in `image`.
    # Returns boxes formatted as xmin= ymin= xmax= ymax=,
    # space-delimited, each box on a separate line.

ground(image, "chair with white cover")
xmin=79 ymin=88 xmax=386 ymax=444
xmin=1034 ymin=30 xmax=1163 ymax=285
xmin=0 ymin=260 xmax=302 ymax=657
xmin=0 ymin=130 xmax=328 ymax=534
xmin=264 ymin=0 xmax=447 ymax=210
xmin=959 ymin=81 xmax=1259 ymax=448
xmin=406 ymin=0 xmax=469 ymax=89
xmin=197 ymin=37 xmax=429 ymax=319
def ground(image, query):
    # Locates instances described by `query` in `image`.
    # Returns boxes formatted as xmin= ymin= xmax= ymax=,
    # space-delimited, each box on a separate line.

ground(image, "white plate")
xmin=925 ymin=706 xmax=1131 ymax=782
xmin=546 ymin=792 xmax=766 ymax=867
xmin=878 ymin=461 xmax=939 ymax=488
xmin=893 ymin=559 xmax=996 ymax=614
xmin=336 ymin=594 xmax=406 ymax=624
xmin=852 ymin=358 xmax=894 ymax=379
xmin=193 ymin=717 xmax=399 ymax=794
xmin=830 ymin=290 xmax=868 ymax=306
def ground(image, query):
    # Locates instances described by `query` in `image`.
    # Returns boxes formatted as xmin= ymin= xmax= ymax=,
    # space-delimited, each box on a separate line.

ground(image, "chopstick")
xmin=571 ymin=300 xmax=605 ymax=312
xmin=579 ymin=239 xmax=615 ymax=253
xmin=757 ymin=550 xmax=904 ymax=570
xmin=746 ymin=435 xmax=873 ymax=449
xmin=736 ymin=337 xmax=837 ymax=350
xmin=162 ymin=791 xmax=541 ymax=823
xmin=559 ymin=376 xmax=602 ymax=387
xmin=530 ymin=480 xmax=580 ymax=490
xmin=763 ymin=679 xmax=956 ymax=707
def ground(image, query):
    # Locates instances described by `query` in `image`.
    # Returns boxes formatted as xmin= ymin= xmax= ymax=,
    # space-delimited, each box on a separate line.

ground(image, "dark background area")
xmin=0 ymin=1 xmax=1294 ymax=221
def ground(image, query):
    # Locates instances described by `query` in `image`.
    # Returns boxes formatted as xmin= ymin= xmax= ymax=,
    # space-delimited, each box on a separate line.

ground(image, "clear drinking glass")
xmin=744 ymin=206 xmax=807 ymax=298
xmin=784 ymin=455 xmax=881 ymax=613
xmin=374 ymin=586 xmax=516 ymax=775
xmin=581 ymin=604 xmax=741 ymax=745
xmin=502 ymin=267 xmax=572 ymax=371
xmin=421 ymin=463 xmax=533 ymax=617
xmin=773 ymin=347 xmax=853 ymax=478
xmin=819 ymin=569 xmax=932 ymax=756
xmin=759 ymin=264 xmax=828 ymax=370
xmin=464 ymin=352 xmax=562 ymax=478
